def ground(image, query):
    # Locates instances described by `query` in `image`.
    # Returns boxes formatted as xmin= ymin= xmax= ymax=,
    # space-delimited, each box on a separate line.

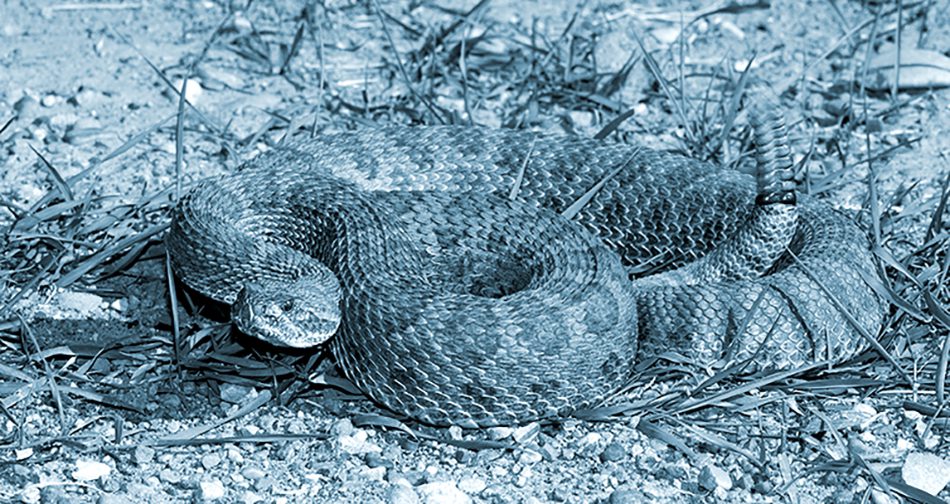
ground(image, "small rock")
xmin=515 ymin=466 xmax=532 ymax=487
xmin=161 ymin=394 xmax=182 ymax=409
xmin=486 ymin=427 xmax=512 ymax=441
xmin=21 ymin=485 xmax=40 ymax=504
xmin=227 ymin=448 xmax=244 ymax=464
xmin=578 ymin=432 xmax=602 ymax=448
xmin=361 ymin=466 xmax=387 ymax=481
xmin=197 ymin=66 xmax=246 ymax=90
xmin=63 ymin=117 xmax=103 ymax=144
xmin=339 ymin=429 xmax=382 ymax=455
xmin=331 ymin=418 xmax=355 ymax=437
xmin=388 ymin=484 xmax=420 ymax=504
xmin=239 ymin=491 xmax=263 ymax=504
xmin=401 ymin=470 xmax=427 ymax=486
xmin=241 ymin=467 xmax=265 ymax=480
xmin=865 ymin=117 xmax=884 ymax=133
xmin=199 ymin=479 xmax=225 ymax=501
xmin=609 ymin=489 xmax=643 ymax=504
xmin=600 ymin=442 xmax=625 ymax=462
xmin=549 ymin=487 xmax=571 ymax=501
xmin=133 ymin=446 xmax=154 ymax=465
xmin=201 ymin=453 xmax=221 ymax=470
xmin=29 ymin=126 xmax=48 ymax=142
xmin=539 ymin=441 xmax=559 ymax=460
xmin=71 ymin=88 xmax=106 ymax=108
xmin=58 ymin=291 xmax=104 ymax=315
xmin=416 ymin=481 xmax=471 ymax=504
xmin=253 ymin=477 xmax=274 ymax=493
xmin=366 ymin=452 xmax=392 ymax=469
xmin=398 ymin=437 xmax=420 ymax=452
xmin=41 ymin=94 xmax=61 ymax=107
xmin=738 ymin=473 xmax=754 ymax=489
xmin=14 ymin=95 xmax=38 ymax=118
xmin=172 ymin=78 xmax=203 ymax=104
xmin=159 ymin=469 xmax=181 ymax=484
xmin=454 ymin=449 xmax=473 ymax=465
xmin=2 ymin=23 xmax=23 ymax=37
xmin=228 ymin=12 xmax=253 ymax=34
xmin=72 ymin=459 xmax=111 ymax=481
xmin=870 ymin=487 xmax=900 ymax=504
xmin=698 ymin=465 xmax=733 ymax=491
xmin=752 ymin=479 xmax=772 ymax=494
xmin=457 ymin=477 xmax=486 ymax=494
xmin=512 ymin=422 xmax=539 ymax=444
xmin=902 ymin=451 xmax=950 ymax=496
xmin=219 ymin=383 xmax=254 ymax=404
xmin=518 ymin=449 xmax=542 ymax=465
xmin=238 ymin=424 xmax=260 ymax=436
xmin=810 ymin=109 xmax=838 ymax=127
xmin=99 ymin=492 xmax=134 ymax=504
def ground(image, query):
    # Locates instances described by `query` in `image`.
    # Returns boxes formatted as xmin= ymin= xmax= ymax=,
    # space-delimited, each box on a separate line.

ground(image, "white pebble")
xmin=199 ymin=479 xmax=226 ymax=501
xmin=72 ymin=459 xmax=111 ymax=481
xmin=416 ymin=481 xmax=471 ymax=504
xmin=41 ymin=94 xmax=60 ymax=107
xmin=902 ymin=452 xmax=950 ymax=496
xmin=457 ymin=477 xmax=486 ymax=494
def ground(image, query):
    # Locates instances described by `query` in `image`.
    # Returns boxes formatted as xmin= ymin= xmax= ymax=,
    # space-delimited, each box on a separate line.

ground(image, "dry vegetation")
xmin=0 ymin=0 xmax=948 ymax=502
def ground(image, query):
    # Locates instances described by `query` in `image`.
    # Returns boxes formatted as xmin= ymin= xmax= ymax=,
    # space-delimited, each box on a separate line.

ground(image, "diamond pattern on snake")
xmin=167 ymin=105 xmax=885 ymax=427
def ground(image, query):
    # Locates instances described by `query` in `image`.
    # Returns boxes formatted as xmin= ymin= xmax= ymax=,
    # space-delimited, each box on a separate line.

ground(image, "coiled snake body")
xmin=168 ymin=112 xmax=884 ymax=427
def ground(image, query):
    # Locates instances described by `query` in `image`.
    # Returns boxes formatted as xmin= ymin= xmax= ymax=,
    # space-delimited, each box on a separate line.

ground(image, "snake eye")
xmin=280 ymin=300 xmax=295 ymax=312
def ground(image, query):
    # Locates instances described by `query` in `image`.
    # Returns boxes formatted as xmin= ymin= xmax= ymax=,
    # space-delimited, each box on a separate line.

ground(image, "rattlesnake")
xmin=167 ymin=107 xmax=884 ymax=427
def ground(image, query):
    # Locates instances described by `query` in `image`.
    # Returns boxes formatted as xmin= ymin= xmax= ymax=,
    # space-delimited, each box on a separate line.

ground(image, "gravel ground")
xmin=1 ymin=1 xmax=949 ymax=503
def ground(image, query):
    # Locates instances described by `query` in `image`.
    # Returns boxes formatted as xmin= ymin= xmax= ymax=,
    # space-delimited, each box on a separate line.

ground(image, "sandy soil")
xmin=1 ymin=0 xmax=949 ymax=503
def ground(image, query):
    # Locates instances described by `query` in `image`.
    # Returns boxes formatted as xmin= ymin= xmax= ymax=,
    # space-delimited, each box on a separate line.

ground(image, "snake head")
xmin=231 ymin=275 xmax=342 ymax=348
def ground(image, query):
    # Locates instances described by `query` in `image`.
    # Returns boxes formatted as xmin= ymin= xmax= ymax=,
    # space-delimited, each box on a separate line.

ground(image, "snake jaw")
xmin=232 ymin=277 xmax=342 ymax=348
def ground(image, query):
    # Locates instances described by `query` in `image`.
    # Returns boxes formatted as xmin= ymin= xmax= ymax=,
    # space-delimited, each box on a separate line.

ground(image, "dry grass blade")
xmin=174 ymin=78 xmax=188 ymax=198
xmin=166 ymin=252 xmax=183 ymax=378
xmin=775 ymin=0 xmax=925 ymax=92
xmin=55 ymin=222 xmax=168 ymax=288
xmin=371 ymin=0 xmax=445 ymax=124
xmin=885 ymin=480 xmax=947 ymax=504
xmin=561 ymin=149 xmax=639 ymax=220
xmin=713 ymin=54 xmax=754 ymax=156
xmin=147 ymin=432 xmax=328 ymax=447
xmin=593 ymin=107 xmax=639 ymax=140
xmin=0 ymin=116 xmax=14 ymax=137
xmin=113 ymin=30 xmax=227 ymax=140
xmin=926 ymin=288 xmax=950 ymax=403
xmin=27 ymin=145 xmax=73 ymax=203
xmin=636 ymin=418 xmax=698 ymax=461
xmin=678 ymin=421 xmax=763 ymax=468
xmin=60 ymin=384 xmax=144 ymax=413
xmin=508 ymin=137 xmax=536 ymax=200
xmin=17 ymin=316 xmax=66 ymax=431
xmin=672 ymin=361 xmax=828 ymax=415
xmin=629 ymin=29 xmax=695 ymax=146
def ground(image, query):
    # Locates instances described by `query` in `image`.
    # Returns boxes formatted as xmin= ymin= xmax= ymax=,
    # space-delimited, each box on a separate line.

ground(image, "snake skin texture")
xmin=167 ymin=116 xmax=885 ymax=427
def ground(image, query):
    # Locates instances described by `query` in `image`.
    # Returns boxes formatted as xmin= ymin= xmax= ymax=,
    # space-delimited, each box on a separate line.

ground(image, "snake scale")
xmin=167 ymin=107 xmax=885 ymax=427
